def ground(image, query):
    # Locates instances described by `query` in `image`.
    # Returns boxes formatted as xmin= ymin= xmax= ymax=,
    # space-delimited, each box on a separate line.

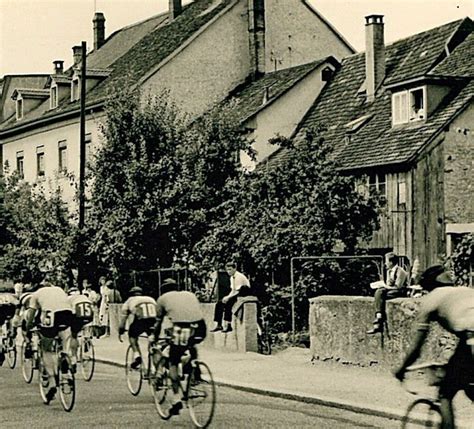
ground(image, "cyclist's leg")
xmin=0 ymin=315 xmax=7 ymax=366
xmin=169 ymin=343 xmax=185 ymax=409
xmin=128 ymin=318 xmax=143 ymax=367
xmin=40 ymin=332 xmax=58 ymax=384
xmin=58 ymin=327 xmax=73 ymax=365
xmin=69 ymin=318 xmax=81 ymax=367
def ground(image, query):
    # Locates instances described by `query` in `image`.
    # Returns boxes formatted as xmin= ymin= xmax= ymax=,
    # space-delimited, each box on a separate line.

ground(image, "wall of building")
xmin=443 ymin=104 xmax=474 ymax=224
xmin=142 ymin=1 xmax=251 ymax=118
xmin=264 ymin=0 xmax=353 ymax=72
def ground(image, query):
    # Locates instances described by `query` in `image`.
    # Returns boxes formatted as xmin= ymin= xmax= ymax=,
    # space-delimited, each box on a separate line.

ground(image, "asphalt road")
xmin=0 ymin=363 xmax=400 ymax=428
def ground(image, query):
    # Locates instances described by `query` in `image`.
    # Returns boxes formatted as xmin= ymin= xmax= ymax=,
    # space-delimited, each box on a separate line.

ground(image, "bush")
xmin=451 ymin=233 xmax=473 ymax=286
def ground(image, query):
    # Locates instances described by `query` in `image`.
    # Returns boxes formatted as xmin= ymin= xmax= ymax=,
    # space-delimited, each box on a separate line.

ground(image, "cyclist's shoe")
xmin=45 ymin=386 xmax=57 ymax=404
xmin=169 ymin=401 xmax=183 ymax=416
xmin=222 ymin=326 xmax=233 ymax=333
xmin=24 ymin=344 xmax=33 ymax=359
xmin=367 ymin=323 xmax=382 ymax=335
xmin=210 ymin=325 xmax=223 ymax=332
xmin=131 ymin=356 xmax=142 ymax=370
xmin=60 ymin=357 xmax=70 ymax=374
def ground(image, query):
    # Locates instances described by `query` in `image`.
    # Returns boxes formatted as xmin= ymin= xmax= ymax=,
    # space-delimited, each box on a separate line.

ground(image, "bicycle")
xmin=152 ymin=334 xmax=216 ymax=428
xmin=77 ymin=324 xmax=95 ymax=382
xmin=38 ymin=335 xmax=76 ymax=412
xmin=21 ymin=327 xmax=41 ymax=383
xmin=401 ymin=362 xmax=445 ymax=428
xmin=257 ymin=306 xmax=272 ymax=355
xmin=1 ymin=320 xmax=17 ymax=369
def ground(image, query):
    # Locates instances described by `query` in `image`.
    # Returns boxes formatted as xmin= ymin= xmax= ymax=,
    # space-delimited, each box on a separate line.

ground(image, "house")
xmin=0 ymin=0 xmax=354 ymax=204
xmin=270 ymin=16 xmax=474 ymax=269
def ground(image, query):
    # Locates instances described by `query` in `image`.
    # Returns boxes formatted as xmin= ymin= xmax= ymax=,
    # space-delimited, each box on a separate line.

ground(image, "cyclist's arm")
xmin=118 ymin=302 xmax=130 ymax=335
xmin=24 ymin=300 xmax=38 ymax=331
xmin=153 ymin=301 xmax=165 ymax=338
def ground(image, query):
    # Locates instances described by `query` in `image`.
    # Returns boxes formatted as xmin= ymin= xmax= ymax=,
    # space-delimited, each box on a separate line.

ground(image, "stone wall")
xmin=108 ymin=299 xmax=258 ymax=353
xmin=309 ymin=296 xmax=457 ymax=369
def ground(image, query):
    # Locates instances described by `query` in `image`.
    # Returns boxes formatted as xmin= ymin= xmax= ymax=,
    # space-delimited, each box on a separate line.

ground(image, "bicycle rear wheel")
xmin=125 ymin=345 xmax=142 ymax=396
xmin=402 ymin=398 xmax=442 ymax=428
xmin=21 ymin=342 xmax=34 ymax=383
xmin=80 ymin=338 xmax=95 ymax=382
xmin=6 ymin=337 xmax=17 ymax=369
xmin=58 ymin=355 xmax=75 ymax=412
xmin=187 ymin=360 xmax=216 ymax=428
xmin=151 ymin=357 xmax=174 ymax=420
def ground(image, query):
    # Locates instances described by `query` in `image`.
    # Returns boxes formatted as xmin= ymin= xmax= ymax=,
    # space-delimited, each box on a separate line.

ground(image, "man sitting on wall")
xmin=367 ymin=252 xmax=408 ymax=334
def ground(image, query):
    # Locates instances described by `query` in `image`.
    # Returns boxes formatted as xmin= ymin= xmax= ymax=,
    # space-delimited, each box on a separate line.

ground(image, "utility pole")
xmin=77 ymin=41 xmax=87 ymax=291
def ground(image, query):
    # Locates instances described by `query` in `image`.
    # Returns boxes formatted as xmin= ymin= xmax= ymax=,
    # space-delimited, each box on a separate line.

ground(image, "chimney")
xmin=248 ymin=0 xmax=266 ymax=79
xmin=53 ymin=60 xmax=64 ymax=74
xmin=365 ymin=15 xmax=385 ymax=102
xmin=72 ymin=45 xmax=82 ymax=66
xmin=93 ymin=12 xmax=106 ymax=50
xmin=169 ymin=0 xmax=183 ymax=20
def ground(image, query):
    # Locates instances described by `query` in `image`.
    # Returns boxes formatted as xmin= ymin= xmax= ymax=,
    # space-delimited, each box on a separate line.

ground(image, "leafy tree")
xmin=450 ymin=233 xmax=473 ymax=286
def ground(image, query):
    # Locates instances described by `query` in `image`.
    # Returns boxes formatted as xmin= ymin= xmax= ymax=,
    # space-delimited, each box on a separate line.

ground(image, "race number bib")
xmin=172 ymin=326 xmax=192 ymax=346
xmin=76 ymin=302 xmax=93 ymax=318
xmin=135 ymin=302 xmax=157 ymax=319
xmin=40 ymin=310 xmax=55 ymax=327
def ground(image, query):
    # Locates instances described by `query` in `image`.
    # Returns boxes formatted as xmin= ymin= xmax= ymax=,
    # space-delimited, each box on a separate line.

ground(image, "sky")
xmin=0 ymin=0 xmax=473 ymax=76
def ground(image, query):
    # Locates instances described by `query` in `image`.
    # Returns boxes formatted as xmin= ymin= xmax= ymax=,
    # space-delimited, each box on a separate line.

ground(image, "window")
xmin=71 ymin=78 xmax=80 ymax=101
xmin=58 ymin=140 xmax=67 ymax=173
xmin=16 ymin=151 xmax=24 ymax=179
xmin=36 ymin=146 xmax=45 ymax=178
xmin=398 ymin=179 xmax=406 ymax=205
xmin=16 ymin=98 xmax=23 ymax=120
xmin=50 ymin=85 xmax=58 ymax=109
xmin=85 ymin=133 xmax=92 ymax=161
xmin=368 ymin=172 xmax=386 ymax=198
xmin=392 ymin=87 xmax=426 ymax=125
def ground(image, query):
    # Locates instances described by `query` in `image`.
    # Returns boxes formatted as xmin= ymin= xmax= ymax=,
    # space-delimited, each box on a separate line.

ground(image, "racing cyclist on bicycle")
xmin=0 ymin=289 xmax=19 ymax=366
xmin=152 ymin=278 xmax=207 ymax=416
xmin=25 ymin=277 xmax=74 ymax=403
xmin=395 ymin=264 xmax=474 ymax=429
xmin=118 ymin=286 xmax=157 ymax=370
xmin=13 ymin=283 xmax=39 ymax=358
xmin=67 ymin=287 xmax=94 ymax=371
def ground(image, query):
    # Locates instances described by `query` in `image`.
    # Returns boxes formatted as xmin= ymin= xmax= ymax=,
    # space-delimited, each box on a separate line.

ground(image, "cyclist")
xmin=67 ymin=287 xmax=94 ymax=371
xmin=25 ymin=277 xmax=74 ymax=403
xmin=14 ymin=283 xmax=38 ymax=358
xmin=394 ymin=264 xmax=474 ymax=429
xmin=0 ymin=289 xmax=19 ymax=366
xmin=118 ymin=285 xmax=157 ymax=370
xmin=152 ymin=278 xmax=207 ymax=416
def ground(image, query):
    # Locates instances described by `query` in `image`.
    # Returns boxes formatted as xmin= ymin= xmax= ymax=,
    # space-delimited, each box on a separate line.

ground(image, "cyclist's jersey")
xmin=122 ymin=296 xmax=157 ymax=320
xmin=156 ymin=291 xmax=203 ymax=324
xmin=416 ymin=286 xmax=474 ymax=334
xmin=28 ymin=286 xmax=72 ymax=328
xmin=19 ymin=292 xmax=34 ymax=318
xmin=68 ymin=294 xmax=94 ymax=320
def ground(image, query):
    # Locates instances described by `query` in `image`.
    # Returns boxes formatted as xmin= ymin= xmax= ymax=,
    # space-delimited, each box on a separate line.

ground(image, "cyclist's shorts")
xmin=169 ymin=319 xmax=206 ymax=365
xmin=128 ymin=317 xmax=155 ymax=338
xmin=0 ymin=304 xmax=16 ymax=324
xmin=71 ymin=315 xmax=94 ymax=335
xmin=39 ymin=310 xmax=73 ymax=338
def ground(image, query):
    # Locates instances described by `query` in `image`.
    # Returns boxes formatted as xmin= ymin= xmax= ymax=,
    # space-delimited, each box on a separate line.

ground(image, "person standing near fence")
xmin=99 ymin=277 xmax=112 ymax=337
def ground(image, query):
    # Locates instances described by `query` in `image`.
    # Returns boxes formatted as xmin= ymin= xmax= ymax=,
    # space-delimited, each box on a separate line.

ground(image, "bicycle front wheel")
xmin=58 ymin=356 xmax=76 ymax=412
xmin=21 ymin=342 xmax=34 ymax=383
xmin=151 ymin=357 xmax=174 ymax=420
xmin=80 ymin=338 xmax=95 ymax=382
xmin=6 ymin=337 xmax=17 ymax=369
xmin=402 ymin=398 xmax=442 ymax=428
xmin=187 ymin=361 xmax=216 ymax=428
xmin=125 ymin=345 xmax=142 ymax=396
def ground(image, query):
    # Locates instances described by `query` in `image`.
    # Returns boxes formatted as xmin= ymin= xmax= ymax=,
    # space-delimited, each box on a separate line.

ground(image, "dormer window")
xmin=392 ymin=86 xmax=426 ymax=125
xmin=16 ymin=97 xmax=23 ymax=120
xmin=50 ymin=85 xmax=58 ymax=109
xmin=71 ymin=78 xmax=80 ymax=101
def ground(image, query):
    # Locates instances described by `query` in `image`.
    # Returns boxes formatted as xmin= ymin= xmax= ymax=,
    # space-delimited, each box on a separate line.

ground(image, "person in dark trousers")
xmin=367 ymin=252 xmax=408 ymax=334
xmin=210 ymin=262 xmax=250 ymax=333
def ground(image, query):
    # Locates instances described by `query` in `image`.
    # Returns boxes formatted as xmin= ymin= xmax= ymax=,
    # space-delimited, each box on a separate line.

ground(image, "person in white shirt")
xmin=210 ymin=262 xmax=250 ymax=333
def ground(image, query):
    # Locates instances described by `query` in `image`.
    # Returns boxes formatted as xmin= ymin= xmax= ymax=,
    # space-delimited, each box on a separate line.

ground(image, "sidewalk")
xmin=94 ymin=337 xmax=473 ymax=427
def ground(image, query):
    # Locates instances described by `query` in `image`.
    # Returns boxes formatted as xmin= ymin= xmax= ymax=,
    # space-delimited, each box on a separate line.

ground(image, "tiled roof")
xmin=271 ymin=18 xmax=473 ymax=171
xmin=220 ymin=58 xmax=336 ymax=125
xmin=1 ymin=0 xmax=234 ymax=133
xmin=431 ymin=31 xmax=474 ymax=77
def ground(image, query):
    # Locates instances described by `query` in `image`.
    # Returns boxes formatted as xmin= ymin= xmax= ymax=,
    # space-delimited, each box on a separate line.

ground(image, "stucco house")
xmin=270 ymin=16 xmax=474 ymax=269
xmin=0 ymin=0 xmax=354 ymax=203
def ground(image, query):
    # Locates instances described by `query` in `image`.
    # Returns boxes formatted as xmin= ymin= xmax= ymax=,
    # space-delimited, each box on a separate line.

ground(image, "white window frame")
xmin=16 ymin=151 xmax=24 ymax=179
xmin=16 ymin=97 xmax=24 ymax=120
xmin=36 ymin=146 xmax=45 ymax=178
xmin=409 ymin=87 xmax=426 ymax=122
xmin=58 ymin=140 xmax=67 ymax=174
xmin=50 ymin=84 xmax=58 ymax=109
xmin=392 ymin=86 xmax=427 ymax=125
xmin=368 ymin=172 xmax=387 ymax=198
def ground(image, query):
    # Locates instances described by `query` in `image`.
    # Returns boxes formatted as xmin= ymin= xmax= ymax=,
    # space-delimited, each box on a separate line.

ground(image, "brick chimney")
xmin=248 ymin=0 xmax=266 ymax=79
xmin=72 ymin=45 xmax=82 ymax=66
xmin=169 ymin=0 xmax=182 ymax=20
xmin=53 ymin=60 xmax=64 ymax=74
xmin=93 ymin=12 xmax=106 ymax=50
xmin=365 ymin=15 xmax=385 ymax=102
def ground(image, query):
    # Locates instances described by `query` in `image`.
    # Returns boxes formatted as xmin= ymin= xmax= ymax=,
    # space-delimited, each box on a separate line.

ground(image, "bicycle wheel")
xmin=125 ymin=345 xmax=142 ymax=396
xmin=401 ymin=398 xmax=442 ymax=428
xmin=6 ymin=337 xmax=17 ymax=369
xmin=151 ymin=357 xmax=174 ymax=420
xmin=187 ymin=361 xmax=216 ymax=428
xmin=80 ymin=338 xmax=95 ymax=382
xmin=38 ymin=362 xmax=51 ymax=405
xmin=21 ymin=342 xmax=34 ymax=383
xmin=58 ymin=355 xmax=75 ymax=412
